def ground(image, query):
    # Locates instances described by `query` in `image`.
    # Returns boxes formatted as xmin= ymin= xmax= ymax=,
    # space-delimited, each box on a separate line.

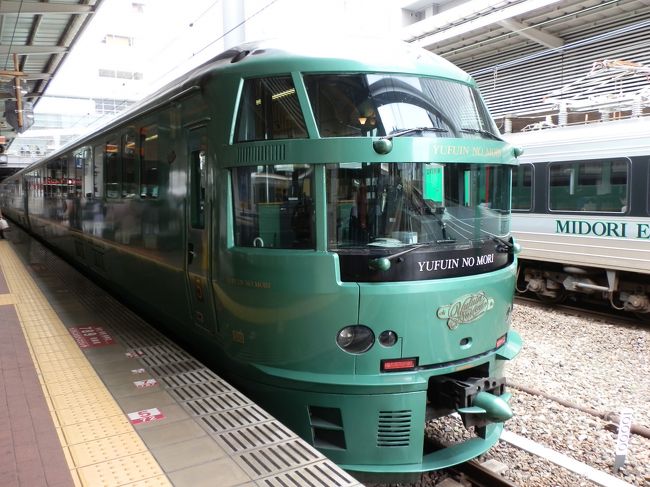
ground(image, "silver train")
xmin=506 ymin=117 xmax=650 ymax=315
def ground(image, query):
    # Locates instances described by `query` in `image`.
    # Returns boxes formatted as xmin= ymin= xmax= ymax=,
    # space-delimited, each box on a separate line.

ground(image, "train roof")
xmin=5 ymin=37 xmax=476 ymax=181
xmin=504 ymin=117 xmax=650 ymax=162
xmin=109 ymin=37 xmax=474 ymax=130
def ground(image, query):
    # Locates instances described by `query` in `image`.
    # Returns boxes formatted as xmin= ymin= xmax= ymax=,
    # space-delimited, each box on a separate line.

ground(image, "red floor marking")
xmin=69 ymin=326 xmax=115 ymax=348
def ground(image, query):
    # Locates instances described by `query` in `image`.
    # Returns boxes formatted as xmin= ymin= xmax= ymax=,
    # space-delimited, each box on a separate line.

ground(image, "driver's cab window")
xmin=232 ymin=164 xmax=315 ymax=249
xmin=235 ymin=77 xmax=307 ymax=142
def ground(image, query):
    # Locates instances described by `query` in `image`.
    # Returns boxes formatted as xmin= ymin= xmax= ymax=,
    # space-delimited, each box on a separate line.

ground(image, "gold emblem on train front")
xmin=437 ymin=292 xmax=494 ymax=329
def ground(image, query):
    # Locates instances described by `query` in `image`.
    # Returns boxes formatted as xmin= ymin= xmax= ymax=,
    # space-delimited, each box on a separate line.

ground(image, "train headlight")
xmin=336 ymin=325 xmax=375 ymax=354
xmin=378 ymin=330 xmax=398 ymax=347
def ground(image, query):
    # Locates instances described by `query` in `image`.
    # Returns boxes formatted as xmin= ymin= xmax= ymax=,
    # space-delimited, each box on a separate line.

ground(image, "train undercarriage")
xmin=517 ymin=260 xmax=650 ymax=316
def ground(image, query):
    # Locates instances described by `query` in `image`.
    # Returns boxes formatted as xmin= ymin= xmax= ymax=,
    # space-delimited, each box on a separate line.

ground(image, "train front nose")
xmin=354 ymin=274 xmax=514 ymax=373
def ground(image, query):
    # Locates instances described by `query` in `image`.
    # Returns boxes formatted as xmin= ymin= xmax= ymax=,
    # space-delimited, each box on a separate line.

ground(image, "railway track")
xmin=449 ymin=459 xmax=519 ymax=486
xmin=514 ymin=294 xmax=645 ymax=327
xmin=367 ymin=458 xmax=519 ymax=487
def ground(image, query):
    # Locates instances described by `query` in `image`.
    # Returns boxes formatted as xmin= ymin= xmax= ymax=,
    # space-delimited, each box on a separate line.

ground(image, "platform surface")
xmin=0 ymin=229 xmax=362 ymax=487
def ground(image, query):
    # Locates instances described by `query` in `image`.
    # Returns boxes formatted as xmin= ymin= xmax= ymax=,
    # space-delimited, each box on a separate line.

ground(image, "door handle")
xmin=188 ymin=243 xmax=196 ymax=264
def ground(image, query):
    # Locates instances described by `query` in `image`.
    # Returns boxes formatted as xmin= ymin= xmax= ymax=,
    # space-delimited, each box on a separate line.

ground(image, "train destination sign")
xmin=417 ymin=253 xmax=495 ymax=273
xmin=338 ymin=245 xmax=508 ymax=282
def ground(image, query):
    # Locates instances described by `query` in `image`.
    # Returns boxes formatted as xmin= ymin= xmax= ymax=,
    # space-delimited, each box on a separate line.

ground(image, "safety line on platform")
xmin=0 ymin=240 xmax=171 ymax=487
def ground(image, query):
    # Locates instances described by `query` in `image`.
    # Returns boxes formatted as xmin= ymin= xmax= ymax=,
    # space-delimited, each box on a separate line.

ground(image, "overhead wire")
xmin=150 ymin=0 xmax=282 ymax=89
xmin=3 ymin=0 xmax=25 ymax=70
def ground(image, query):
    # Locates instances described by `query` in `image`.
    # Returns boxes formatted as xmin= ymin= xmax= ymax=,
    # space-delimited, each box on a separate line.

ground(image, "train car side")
xmin=507 ymin=118 xmax=650 ymax=313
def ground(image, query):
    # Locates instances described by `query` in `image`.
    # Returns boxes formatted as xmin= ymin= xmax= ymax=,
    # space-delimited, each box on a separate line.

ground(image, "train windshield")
xmin=304 ymin=74 xmax=497 ymax=138
xmin=326 ymin=162 xmax=511 ymax=250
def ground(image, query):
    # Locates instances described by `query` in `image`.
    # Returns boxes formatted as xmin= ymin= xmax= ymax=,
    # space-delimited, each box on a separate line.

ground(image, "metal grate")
xmin=255 ymin=460 xmax=360 ymax=487
xmin=199 ymin=405 xmax=272 ymax=433
xmin=184 ymin=393 xmax=250 ymax=414
xmin=165 ymin=381 xmax=235 ymax=402
xmin=156 ymin=368 xmax=220 ymax=387
xmin=147 ymin=360 xmax=207 ymax=379
xmin=237 ymin=144 xmax=286 ymax=163
xmin=216 ymin=421 xmax=295 ymax=455
xmin=235 ymin=439 xmax=322 ymax=479
xmin=377 ymin=410 xmax=412 ymax=447
xmin=138 ymin=349 xmax=194 ymax=367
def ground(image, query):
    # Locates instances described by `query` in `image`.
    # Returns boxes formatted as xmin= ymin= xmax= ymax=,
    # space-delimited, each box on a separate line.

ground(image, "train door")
xmin=185 ymin=125 xmax=219 ymax=333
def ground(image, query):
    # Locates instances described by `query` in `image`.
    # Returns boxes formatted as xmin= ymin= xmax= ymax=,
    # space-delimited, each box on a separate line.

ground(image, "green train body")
xmin=0 ymin=38 xmax=522 ymax=477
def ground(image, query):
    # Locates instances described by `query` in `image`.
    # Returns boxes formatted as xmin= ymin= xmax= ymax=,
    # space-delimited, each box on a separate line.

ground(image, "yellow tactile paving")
xmin=0 ymin=242 xmax=171 ymax=487
xmin=77 ymin=452 xmax=168 ymax=487
xmin=57 ymin=401 xmax=134 ymax=427
xmin=62 ymin=415 xmax=135 ymax=445
xmin=50 ymin=388 xmax=116 ymax=410
xmin=45 ymin=376 xmax=109 ymax=396
xmin=69 ymin=433 xmax=148 ymax=467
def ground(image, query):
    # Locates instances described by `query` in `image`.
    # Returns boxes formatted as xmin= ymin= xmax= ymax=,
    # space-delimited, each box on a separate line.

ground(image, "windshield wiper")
xmin=460 ymin=127 xmax=503 ymax=141
xmin=492 ymin=236 xmax=514 ymax=253
xmin=386 ymin=126 xmax=449 ymax=138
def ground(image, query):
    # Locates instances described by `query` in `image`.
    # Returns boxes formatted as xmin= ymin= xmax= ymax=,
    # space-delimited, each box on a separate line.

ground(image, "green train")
xmin=0 ymin=38 xmax=522 ymax=477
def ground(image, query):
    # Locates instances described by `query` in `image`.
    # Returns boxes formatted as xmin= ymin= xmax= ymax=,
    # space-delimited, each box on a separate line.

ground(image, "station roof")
xmin=402 ymin=0 xmax=650 ymax=68
xmin=1 ymin=0 xmax=648 ymax=154
xmin=402 ymin=0 xmax=650 ymax=129
xmin=0 ymin=0 xmax=103 ymax=150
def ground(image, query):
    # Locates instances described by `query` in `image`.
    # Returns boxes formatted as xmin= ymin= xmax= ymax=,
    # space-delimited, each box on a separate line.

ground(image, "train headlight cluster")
xmin=336 ymin=326 xmax=400 ymax=353
xmin=336 ymin=325 xmax=375 ymax=354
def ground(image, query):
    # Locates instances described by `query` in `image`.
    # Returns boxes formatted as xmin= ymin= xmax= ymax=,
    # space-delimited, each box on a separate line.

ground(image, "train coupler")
xmin=429 ymin=376 xmax=512 ymax=437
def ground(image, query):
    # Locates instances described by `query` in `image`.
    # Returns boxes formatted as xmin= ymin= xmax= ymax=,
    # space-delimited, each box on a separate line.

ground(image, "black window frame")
xmin=547 ymin=158 xmax=630 ymax=214
xmin=511 ymin=163 xmax=534 ymax=212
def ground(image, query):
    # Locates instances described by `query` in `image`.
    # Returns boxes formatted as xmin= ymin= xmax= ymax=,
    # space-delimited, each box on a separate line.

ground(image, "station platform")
xmin=0 ymin=229 xmax=363 ymax=487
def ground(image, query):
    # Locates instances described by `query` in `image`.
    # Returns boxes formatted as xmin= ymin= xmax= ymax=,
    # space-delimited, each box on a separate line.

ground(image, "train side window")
xmin=190 ymin=148 xmax=206 ymax=229
xmin=140 ymin=125 xmax=159 ymax=198
xmin=234 ymin=76 xmax=307 ymax=142
xmin=68 ymin=153 xmax=82 ymax=197
xmin=36 ymin=167 xmax=43 ymax=199
xmin=512 ymin=164 xmax=532 ymax=210
xmin=122 ymin=129 xmax=138 ymax=198
xmin=82 ymin=147 xmax=93 ymax=197
xmin=93 ymin=144 xmax=104 ymax=198
xmin=105 ymin=138 xmax=120 ymax=198
xmin=231 ymin=164 xmax=315 ymax=249
xmin=45 ymin=158 xmax=63 ymax=198
xmin=549 ymin=160 xmax=628 ymax=212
